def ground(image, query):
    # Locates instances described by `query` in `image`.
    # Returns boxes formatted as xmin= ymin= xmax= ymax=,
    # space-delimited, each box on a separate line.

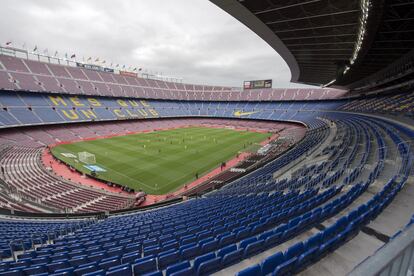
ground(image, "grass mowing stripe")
xmin=51 ymin=127 xmax=271 ymax=194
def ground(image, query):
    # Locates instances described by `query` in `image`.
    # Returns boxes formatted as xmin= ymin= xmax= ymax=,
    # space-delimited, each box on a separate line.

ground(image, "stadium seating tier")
xmin=0 ymin=54 xmax=413 ymax=276
xmin=0 ymin=55 xmax=347 ymax=101
xmin=0 ymin=111 xmax=411 ymax=276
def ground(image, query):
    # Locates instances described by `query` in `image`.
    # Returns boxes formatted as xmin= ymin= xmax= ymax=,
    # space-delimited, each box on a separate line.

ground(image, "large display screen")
xmin=243 ymin=79 xmax=272 ymax=90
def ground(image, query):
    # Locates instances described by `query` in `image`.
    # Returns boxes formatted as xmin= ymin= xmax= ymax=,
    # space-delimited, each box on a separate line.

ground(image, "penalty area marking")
xmin=94 ymin=163 xmax=158 ymax=191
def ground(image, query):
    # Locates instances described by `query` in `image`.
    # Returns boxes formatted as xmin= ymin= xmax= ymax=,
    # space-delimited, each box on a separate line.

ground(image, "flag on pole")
xmin=138 ymin=68 xmax=142 ymax=71
xmin=65 ymin=53 xmax=68 ymax=59
xmin=133 ymin=67 xmax=137 ymax=71
xmin=70 ymin=54 xmax=76 ymax=59
xmin=54 ymin=50 xmax=58 ymax=57
xmin=87 ymin=57 xmax=92 ymax=62
xmin=95 ymin=57 xmax=99 ymax=62
xmin=115 ymin=64 xmax=119 ymax=68
xmin=33 ymin=45 xmax=38 ymax=52
xmin=5 ymin=41 xmax=12 ymax=46
xmin=122 ymin=65 xmax=126 ymax=69
xmin=101 ymin=60 xmax=106 ymax=64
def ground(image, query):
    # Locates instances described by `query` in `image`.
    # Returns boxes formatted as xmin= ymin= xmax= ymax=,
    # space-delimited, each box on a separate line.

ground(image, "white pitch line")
xmin=96 ymin=163 xmax=157 ymax=191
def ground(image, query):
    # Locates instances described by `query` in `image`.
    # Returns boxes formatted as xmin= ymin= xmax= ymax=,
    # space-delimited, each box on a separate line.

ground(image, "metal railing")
xmin=350 ymin=222 xmax=414 ymax=276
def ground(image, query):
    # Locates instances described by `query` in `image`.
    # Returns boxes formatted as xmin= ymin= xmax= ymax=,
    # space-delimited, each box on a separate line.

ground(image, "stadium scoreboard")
xmin=243 ymin=79 xmax=272 ymax=90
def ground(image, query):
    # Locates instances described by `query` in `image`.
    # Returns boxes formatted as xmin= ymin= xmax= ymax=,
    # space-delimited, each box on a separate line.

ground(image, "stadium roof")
xmin=211 ymin=0 xmax=414 ymax=88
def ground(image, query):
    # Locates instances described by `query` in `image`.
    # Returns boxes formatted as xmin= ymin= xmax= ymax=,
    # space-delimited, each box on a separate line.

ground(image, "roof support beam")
xmin=273 ymin=23 xmax=358 ymax=33
xmin=293 ymin=53 xmax=350 ymax=56
xmin=254 ymin=0 xmax=322 ymax=15
xmin=389 ymin=2 xmax=414 ymax=7
xmin=296 ymin=57 xmax=348 ymax=61
xmin=266 ymin=10 xmax=359 ymax=25
xmin=385 ymin=17 xmax=414 ymax=22
xmin=281 ymin=33 xmax=355 ymax=41
xmin=374 ymin=39 xmax=414 ymax=43
xmin=291 ymin=48 xmax=353 ymax=51
xmin=286 ymin=42 xmax=354 ymax=46
xmin=379 ymin=29 xmax=414 ymax=34
xmin=298 ymin=61 xmax=334 ymax=64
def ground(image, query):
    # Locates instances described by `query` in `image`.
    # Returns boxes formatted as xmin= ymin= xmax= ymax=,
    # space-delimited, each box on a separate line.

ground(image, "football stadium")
xmin=0 ymin=0 xmax=414 ymax=275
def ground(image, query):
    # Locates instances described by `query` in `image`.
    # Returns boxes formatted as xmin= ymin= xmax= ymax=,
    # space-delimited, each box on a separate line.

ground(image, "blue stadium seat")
xmin=218 ymin=244 xmax=243 ymax=267
xmin=54 ymin=267 xmax=75 ymax=275
xmin=83 ymin=269 xmax=105 ymax=276
xmin=197 ymin=256 xmax=222 ymax=275
xmin=179 ymin=244 xmax=200 ymax=260
xmin=243 ymin=239 xmax=265 ymax=258
xmin=218 ymin=233 xmax=236 ymax=247
xmin=272 ymin=256 xmax=297 ymax=275
xmin=158 ymin=251 xmax=180 ymax=270
xmin=236 ymin=264 xmax=261 ymax=276
xmin=122 ymin=252 xmax=141 ymax=264
xmin=295 ymin=247 xmax=319 ymax=272
xmin=47 ymin=261 xmax=70 ymax=273
xmin=239 ymin=237 xmax=257 ymax=250
xmin=106 ymin=264 xmax=132 ymax=276
xmin=285 ymin=242 xmax=304 ymax=260
xmin=165 ymin=261 xmax=191 ymax=276
xmin=133 ymin=257 xmax=156 ymax=275
xmin=99 ymin=258 xmax=121 ymax=270
xmin=142 ymin=271 xmax=163 ymax=276
xmin=74 ymin=265 xmax=97 ymax=276
xmin=264 ymin=232 xmax=281 ymax=248
xmin=69 ymin=256 xmax=89 ymax=267
xmin=261 ymin=252 xmax=284 ymax=275
xmin=0 ymin=270 xmax=24 ymax=276
xmin=22 ymin=265 xmax=47 ymax=275
xmin=200 ymin=239 xmax=218 ymax=253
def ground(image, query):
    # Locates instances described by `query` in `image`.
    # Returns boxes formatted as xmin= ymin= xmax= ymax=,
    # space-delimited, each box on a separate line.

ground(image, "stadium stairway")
xmin=274 ymin=119 xmax=338 ymax=181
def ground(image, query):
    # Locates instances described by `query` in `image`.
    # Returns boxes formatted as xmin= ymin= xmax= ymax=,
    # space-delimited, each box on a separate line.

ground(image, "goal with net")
xmin=78 ymin=152 xmax=96 ymax=164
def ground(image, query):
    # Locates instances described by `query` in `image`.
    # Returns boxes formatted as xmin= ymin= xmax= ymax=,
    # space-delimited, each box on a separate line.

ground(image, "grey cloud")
xmin=0 ymin=0 xmax=316 ymax=88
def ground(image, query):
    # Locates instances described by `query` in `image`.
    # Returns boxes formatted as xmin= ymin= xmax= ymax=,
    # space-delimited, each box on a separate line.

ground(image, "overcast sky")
xmin=0 ymin=0 xmax=315 ymax=88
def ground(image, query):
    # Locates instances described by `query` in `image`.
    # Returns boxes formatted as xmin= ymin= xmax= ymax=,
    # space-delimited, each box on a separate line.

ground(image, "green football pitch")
xmin=51 ymin=127 xmax=271 ymax=194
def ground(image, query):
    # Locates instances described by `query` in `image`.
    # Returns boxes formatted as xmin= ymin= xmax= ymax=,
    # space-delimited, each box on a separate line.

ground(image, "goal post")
xmin=78 ymin=152 xmax=96 ymax=164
